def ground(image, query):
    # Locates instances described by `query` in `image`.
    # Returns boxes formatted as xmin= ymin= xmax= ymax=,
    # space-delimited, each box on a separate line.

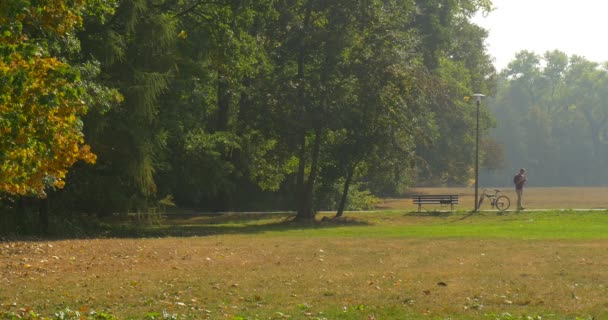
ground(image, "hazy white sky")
xmin=473 ymin=0 xmax=608 ymax=71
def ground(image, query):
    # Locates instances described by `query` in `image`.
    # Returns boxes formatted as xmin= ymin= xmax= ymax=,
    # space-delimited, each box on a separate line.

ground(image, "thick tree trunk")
xmin=296 ymin=127 xmax=321 ymax=221
xmin=294 ymin=0 xmax=314 ymax=221
xmin=295 ymin=133 xmax=307 ymax=217
xmin=335 ymin=164 xmax=356 ymax=218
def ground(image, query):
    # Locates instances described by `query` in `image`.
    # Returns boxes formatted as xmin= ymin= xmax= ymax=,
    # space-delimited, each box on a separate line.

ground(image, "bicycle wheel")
xmin=495 ymin=195 xmax=510 ymax=211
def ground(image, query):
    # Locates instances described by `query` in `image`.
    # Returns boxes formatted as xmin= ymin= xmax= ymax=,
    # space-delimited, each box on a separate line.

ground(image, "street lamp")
xmin=472 ymin=93 xmax=485 ymax=212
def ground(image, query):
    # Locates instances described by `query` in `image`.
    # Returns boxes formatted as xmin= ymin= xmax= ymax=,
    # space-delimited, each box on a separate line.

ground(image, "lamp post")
xmin=473 ymin=93 xmax=485 ymax=212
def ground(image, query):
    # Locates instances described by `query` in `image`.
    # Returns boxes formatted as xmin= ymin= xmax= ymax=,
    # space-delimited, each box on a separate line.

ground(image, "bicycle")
xmin=478 ymin=189 xmax=510 ymax=211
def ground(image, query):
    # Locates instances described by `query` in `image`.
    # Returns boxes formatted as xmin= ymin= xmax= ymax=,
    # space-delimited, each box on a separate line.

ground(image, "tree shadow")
xmin=156 ymin=213 xmax=371 ymax=236
xmin=404 ymin=210 xmax=485 ymax=224
xmin=405 ymin=211 xmax=453 ymax=217
xmin=1 ymin=212 xmax=374 ymax=241
xmin=451 ymin=211 xmax=478 ymax=222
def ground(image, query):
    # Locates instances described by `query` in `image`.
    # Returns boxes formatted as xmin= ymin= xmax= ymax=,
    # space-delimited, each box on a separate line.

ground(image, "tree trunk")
xmin=295 ymin=132 xmax=307 ymax=217
xmin=294 ymin=0 xmax=314 ymax=221
xmin=335 ymin=163 xmax=356 ymax=218
xmin=296 ymin=126 xmax=321 ymax=221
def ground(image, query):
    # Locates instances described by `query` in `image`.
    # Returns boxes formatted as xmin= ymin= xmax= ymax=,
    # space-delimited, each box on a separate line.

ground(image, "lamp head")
xmin=472 ymin=93 xmax=485 ymax=103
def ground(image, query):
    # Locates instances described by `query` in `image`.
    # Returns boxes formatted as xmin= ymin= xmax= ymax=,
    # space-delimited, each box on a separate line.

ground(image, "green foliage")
xmin=345 ymin=187 xmax=380 ymax=211
xmin=1 ymin=0 xmax=496 ymax=224
xmin=57 ymin=0 xmax=181 ymax=213
xmin=76 ymin=60 xmax=122 ymax=114
xmin=315 ymin=179 xmax=379 ymax=212
xmin=246 ymin=136 xmax=298 ymax=192
xmin=413 ymin=12 xmax=496 ymax=186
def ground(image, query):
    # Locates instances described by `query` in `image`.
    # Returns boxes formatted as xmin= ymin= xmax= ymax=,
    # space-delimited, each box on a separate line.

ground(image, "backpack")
xmin=513 ymin=174 xmax=519 ymax=184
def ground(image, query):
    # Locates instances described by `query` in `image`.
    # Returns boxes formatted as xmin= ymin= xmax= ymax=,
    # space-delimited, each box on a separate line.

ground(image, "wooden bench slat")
xmin=412 ymin=194 xmax=459 ymax=212
xmin=412 ymin=195 xmax=458 ymax=197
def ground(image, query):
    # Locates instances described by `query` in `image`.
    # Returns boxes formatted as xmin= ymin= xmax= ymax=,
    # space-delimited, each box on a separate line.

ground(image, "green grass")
xmin=3 ymin=210 xmax=608 ymax=320
xmin=145 ymin=210 xmax=608 ymax=240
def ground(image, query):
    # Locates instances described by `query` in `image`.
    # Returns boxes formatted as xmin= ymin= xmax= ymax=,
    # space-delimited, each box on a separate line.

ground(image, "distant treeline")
xmin=482 ymin=50 xmax=608 ymax=187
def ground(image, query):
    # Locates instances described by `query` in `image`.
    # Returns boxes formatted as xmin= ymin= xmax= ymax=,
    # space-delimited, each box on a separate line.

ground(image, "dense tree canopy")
xmin=1 ymin=0 xmax=496 ymax=232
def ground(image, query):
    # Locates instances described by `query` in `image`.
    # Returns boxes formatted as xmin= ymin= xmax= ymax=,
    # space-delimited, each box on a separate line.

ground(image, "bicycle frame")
xmin=478 ymin=189 xmax=511 ymax=211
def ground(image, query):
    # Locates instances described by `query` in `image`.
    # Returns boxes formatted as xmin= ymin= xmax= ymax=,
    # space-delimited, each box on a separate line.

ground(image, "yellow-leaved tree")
xmin=0 ymin=0 xmax=110 ymax=196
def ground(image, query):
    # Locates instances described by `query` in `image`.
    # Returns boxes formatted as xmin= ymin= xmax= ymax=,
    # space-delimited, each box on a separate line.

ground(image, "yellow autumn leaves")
xmin=0 ymin=0 xmax=97 ymax=197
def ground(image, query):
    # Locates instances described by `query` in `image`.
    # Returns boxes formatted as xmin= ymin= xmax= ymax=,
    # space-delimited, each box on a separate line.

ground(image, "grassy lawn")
xmin=2 ymin=210 xmax=608 ymax=319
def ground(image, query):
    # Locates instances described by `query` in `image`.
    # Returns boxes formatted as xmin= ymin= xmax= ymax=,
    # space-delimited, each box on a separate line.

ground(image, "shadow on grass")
xmin=404 ymin=210 xmax=484 ymax=225
xmin=0 ymin=212 xmax=373 ymax=240
xmin=100 ymin=212 xmax=373 ymax=239
xmin=405 ymin=211 xmax=453 ymax=217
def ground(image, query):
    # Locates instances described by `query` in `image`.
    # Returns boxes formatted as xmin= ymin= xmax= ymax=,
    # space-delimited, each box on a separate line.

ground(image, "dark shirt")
xmin=514 ymin=173 xmax=526 ymax=190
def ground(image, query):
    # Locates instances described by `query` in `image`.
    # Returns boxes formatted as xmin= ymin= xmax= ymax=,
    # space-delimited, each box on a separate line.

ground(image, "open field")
xmin=379 ymin=187 xmax=608 ymax=211
xmin=3 ymin=210 xmax=608 ymax=319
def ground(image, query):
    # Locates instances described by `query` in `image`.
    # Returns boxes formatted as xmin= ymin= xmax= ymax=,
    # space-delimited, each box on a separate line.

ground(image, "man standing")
xmin=514 ymin=168 xmax=527 ymax=210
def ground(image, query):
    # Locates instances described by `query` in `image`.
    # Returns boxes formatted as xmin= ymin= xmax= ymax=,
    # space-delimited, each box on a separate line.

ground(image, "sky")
xmin=472 ymin=0 xmax=608 ymax=71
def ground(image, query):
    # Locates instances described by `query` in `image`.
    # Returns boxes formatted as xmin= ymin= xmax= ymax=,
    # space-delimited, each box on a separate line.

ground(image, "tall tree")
xmin=412 ymin=1 xmax=496 ymax=186
xmin=270 ymin=0 xmax=495 ymax=218
xmin=156 ymin=0 xmax=286 ymax=210
xmin=59 ymin=0 xmax=180 ymax=214
xmin=326 ymin=1 xmax=435 ymax=216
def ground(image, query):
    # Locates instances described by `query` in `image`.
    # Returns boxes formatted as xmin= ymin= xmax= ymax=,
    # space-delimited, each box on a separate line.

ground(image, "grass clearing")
xmin=2 ymin=210 xmax=608 ymax=319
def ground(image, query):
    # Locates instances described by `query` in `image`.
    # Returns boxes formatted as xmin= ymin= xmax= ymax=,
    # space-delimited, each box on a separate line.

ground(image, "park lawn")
xmin=2 ymin=210 xmax=608 ymax=320
xmin=149 ymin=210 xmax=608 ymax=240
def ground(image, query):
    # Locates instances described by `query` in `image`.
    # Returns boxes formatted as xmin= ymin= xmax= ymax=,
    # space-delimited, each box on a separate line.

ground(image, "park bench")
xmin=412 ymin=194 xmax=459 ymax=212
